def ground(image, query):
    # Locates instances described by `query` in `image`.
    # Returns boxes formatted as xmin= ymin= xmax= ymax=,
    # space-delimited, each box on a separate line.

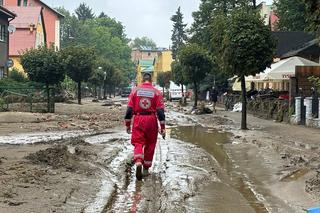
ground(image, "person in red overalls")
xmin=124 ymin=72 xmax=166 ymax=181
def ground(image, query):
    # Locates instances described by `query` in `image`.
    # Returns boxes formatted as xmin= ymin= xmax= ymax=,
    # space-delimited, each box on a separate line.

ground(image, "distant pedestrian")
xmin=124 ymin=73 xmax=166 ymax=181
xmin=210 ymin=87 xmax=218 ymax=113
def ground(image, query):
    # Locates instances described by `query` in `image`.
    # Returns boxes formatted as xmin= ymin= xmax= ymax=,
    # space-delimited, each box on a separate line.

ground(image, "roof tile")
xmin=6 ymin=6 xmax=42 ymax=28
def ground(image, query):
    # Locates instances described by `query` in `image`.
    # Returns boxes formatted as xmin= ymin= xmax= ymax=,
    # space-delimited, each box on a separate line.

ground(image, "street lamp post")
xmin=103 ymin=69 xmax=107 ymax=100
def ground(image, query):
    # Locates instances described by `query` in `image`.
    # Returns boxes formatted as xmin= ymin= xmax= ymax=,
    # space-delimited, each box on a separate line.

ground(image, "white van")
xmin=169 ymin=81 xmax=184 ymax=101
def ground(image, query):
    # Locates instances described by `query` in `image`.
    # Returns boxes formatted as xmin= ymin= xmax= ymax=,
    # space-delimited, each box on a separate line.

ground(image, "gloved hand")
xmin=126 ymin=127 xmax=131 ymax=134
xmin=160 ymin=129 xmax=166 ymax=139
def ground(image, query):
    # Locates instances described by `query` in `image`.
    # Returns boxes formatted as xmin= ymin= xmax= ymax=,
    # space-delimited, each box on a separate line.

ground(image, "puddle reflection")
xmin=171 ymin=125 xmax=269 ymax=213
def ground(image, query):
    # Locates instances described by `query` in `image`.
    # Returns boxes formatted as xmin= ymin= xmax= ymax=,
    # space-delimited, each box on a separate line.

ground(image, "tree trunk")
xmin=52 ymin=87 xmax=55 ymax=113
xmin=181 ymin=85 xmax=184 ymax=97
xmin=94 ymin=85 xmax=97 ymax=98
xmin=78 ymin=81 xmax=82 ymax=105
xmin=181 ymin=84 xmax=186 ymax=104
xmin=193 ymin=81 xmax=198 ymax=108
xmin=46 ymin=83 xmax=50 ymax=113
xmin=103 ymin=82 xmax=107 ymax=99
xmin=252 ymin=0 xmax=256 ymax=8
xmin=240 ymin=76 xmax=247 ymax=130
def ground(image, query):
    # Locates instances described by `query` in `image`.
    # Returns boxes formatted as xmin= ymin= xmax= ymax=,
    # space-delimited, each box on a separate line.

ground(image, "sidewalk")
xmin=217 ymin=108 xmax=320 ymax=147
xmin=194 ymin=107 xmax=320 ymax=209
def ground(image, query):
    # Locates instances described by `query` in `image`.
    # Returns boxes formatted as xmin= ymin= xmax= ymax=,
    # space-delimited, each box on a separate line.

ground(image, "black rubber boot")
xmin=143 ymin=168 xmax=149 ymax=177
xmin=136 ymin=164 xmax=143 ymax=181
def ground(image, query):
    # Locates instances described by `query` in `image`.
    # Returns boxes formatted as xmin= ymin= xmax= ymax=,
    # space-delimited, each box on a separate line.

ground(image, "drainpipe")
xmin=6 ymin=17 xmax=15 ymax=77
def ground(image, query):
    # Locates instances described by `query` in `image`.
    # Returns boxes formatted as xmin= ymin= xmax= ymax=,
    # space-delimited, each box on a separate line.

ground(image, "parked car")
xmin=168 ymin=81 xmax=184 ymax=101
xmin=120 ymin=87 xmax=131 ymax=97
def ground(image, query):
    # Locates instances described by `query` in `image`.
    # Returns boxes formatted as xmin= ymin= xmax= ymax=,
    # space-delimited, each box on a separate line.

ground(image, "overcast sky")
xmin=44 ymin=0 xmax=273 ymax=48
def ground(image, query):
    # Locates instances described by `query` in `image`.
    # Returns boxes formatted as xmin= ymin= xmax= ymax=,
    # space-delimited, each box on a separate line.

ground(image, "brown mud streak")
xmin=102 ymin=185 xmax=119 ymax=213
xmin=235 ymin=176 xmax=268 ymax=213
xmin=102 ymin=161 xmax=134 ymax=212
xmin=280 ymin=168 xmax=310 ymax=182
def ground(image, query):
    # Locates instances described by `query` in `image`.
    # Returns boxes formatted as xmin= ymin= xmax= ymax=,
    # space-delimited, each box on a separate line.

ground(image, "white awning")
xmin=264 ymin=56 xmax=319 ymax=81
xmin=245 ymin=56 xmax=319 ymax=82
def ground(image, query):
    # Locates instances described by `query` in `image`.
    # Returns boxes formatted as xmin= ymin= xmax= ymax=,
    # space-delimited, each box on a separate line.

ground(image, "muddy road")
xmin=0 ymin=110 xmax=318 ymax=212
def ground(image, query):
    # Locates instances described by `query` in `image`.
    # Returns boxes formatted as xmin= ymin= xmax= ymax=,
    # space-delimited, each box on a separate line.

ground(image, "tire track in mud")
xmin=83 ymin=134 xmax=134 ymax=213
xmin=103 ymin=138 xmax=166 ymax=213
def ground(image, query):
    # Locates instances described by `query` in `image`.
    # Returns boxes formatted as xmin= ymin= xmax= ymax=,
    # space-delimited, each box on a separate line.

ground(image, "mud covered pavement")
xmin=0 ymin=107 xmax=319 ymax=212
xmin=0 ymin=118 xmax=221 ymax=212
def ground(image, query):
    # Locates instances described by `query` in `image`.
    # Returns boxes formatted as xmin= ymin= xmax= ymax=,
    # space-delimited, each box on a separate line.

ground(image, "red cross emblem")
xmin=139 ymin=98 xmax=151 ymax=109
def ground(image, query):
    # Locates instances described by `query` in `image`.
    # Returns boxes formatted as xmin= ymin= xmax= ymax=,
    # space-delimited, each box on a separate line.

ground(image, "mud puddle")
xmin=171 ymin=125 xmax=270 ymax=213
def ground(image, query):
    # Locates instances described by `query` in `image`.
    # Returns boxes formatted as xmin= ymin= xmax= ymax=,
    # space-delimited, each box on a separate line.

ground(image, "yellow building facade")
xmin=153 ymin=50 xmax=173 ymax=83
xmin=135 ymin=50 xmax=173 ymax=85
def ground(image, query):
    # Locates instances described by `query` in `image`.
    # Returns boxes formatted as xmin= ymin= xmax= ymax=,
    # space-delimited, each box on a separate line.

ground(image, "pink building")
xmin=3 ymin=0 xmax=64 ymax=49
xmin=5 ymin=6 xmax=45 ymax=71
xmin=269 ymin=11 xmax=279 ymax=32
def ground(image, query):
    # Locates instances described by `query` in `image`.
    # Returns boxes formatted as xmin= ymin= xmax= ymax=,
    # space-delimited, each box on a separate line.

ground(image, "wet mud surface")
xmin=0 ymin=107 xmax=319 ymax=212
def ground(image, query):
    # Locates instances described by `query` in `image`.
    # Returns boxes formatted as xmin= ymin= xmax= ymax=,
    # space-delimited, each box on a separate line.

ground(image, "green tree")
xmin=110 ymin=69 xmax=124 ymax=97
xmin=179 ymin=43 xmax=212 ymax=107
xmin=75 ymin=3 xmax=95 ymax=21
xmin=95 ymin=59 xmax=120 ymax=99
xmin=62 ymin=46 xmax=96 ymax=104
xmin=304 ymin=0 xmax=320 ymax=39
xmin=9 ymin=68 xmax=26 ymax=82
xmin=274 ymin=0 xmax=308 ymax=31
xmin=98 ymin=12 xmax=108 ymax=18
xmin=157 ymin=71 xmax=172 ymax=95
xmin=104 ymin=62 xmax=116 ymax=98
xmin=190 ymin=0 xmax=250 ymax=46
xmin=56 ymin=8 xmax=134 ymax=83
xmin=88 ymin=67 xmax=105 ymax=98
xmin=308 ymin=76 xmax=320 ymax=93
xmin=190 ymin=1 xmax=251 ymax=93
xmin=171 ymin=61 xmax=187 ymax=99
xmin=171 ymin=7 xmax=188 ymax=60
xmin=78 ymin=17 xmax=134 ymax=82
xmin=20 ymin=46 xmax=65 ymax=112
xmin=130 ymin=37 xmax=157 ymax=49
xmin=206 ymin=13 xmax=232 ymax=91
xmin=222 ymin=9 xmax=275 ymax=129
xmin=56 ymin=7 xmax=81 ymax=48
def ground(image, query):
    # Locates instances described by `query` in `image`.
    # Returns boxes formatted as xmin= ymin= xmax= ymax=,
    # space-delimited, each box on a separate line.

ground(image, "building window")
xmin=0 ymin=67 xmax=4 ymax=79
xmin=0 ymin=25 xmax=6 ymax=42
xmin=17 ymin=0 xmax=27 ymax=6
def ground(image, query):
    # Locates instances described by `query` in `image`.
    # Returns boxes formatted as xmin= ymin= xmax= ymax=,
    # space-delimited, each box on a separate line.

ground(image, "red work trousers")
xmin=131 ymin=115 xmax=158 ymax=169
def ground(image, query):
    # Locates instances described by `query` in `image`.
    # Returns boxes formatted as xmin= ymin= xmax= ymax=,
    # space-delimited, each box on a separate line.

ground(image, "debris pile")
xmin=306 ymin=171 xmax=320 ymax=197
xmin=26 ymin=145 xmax=79 ymax=171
